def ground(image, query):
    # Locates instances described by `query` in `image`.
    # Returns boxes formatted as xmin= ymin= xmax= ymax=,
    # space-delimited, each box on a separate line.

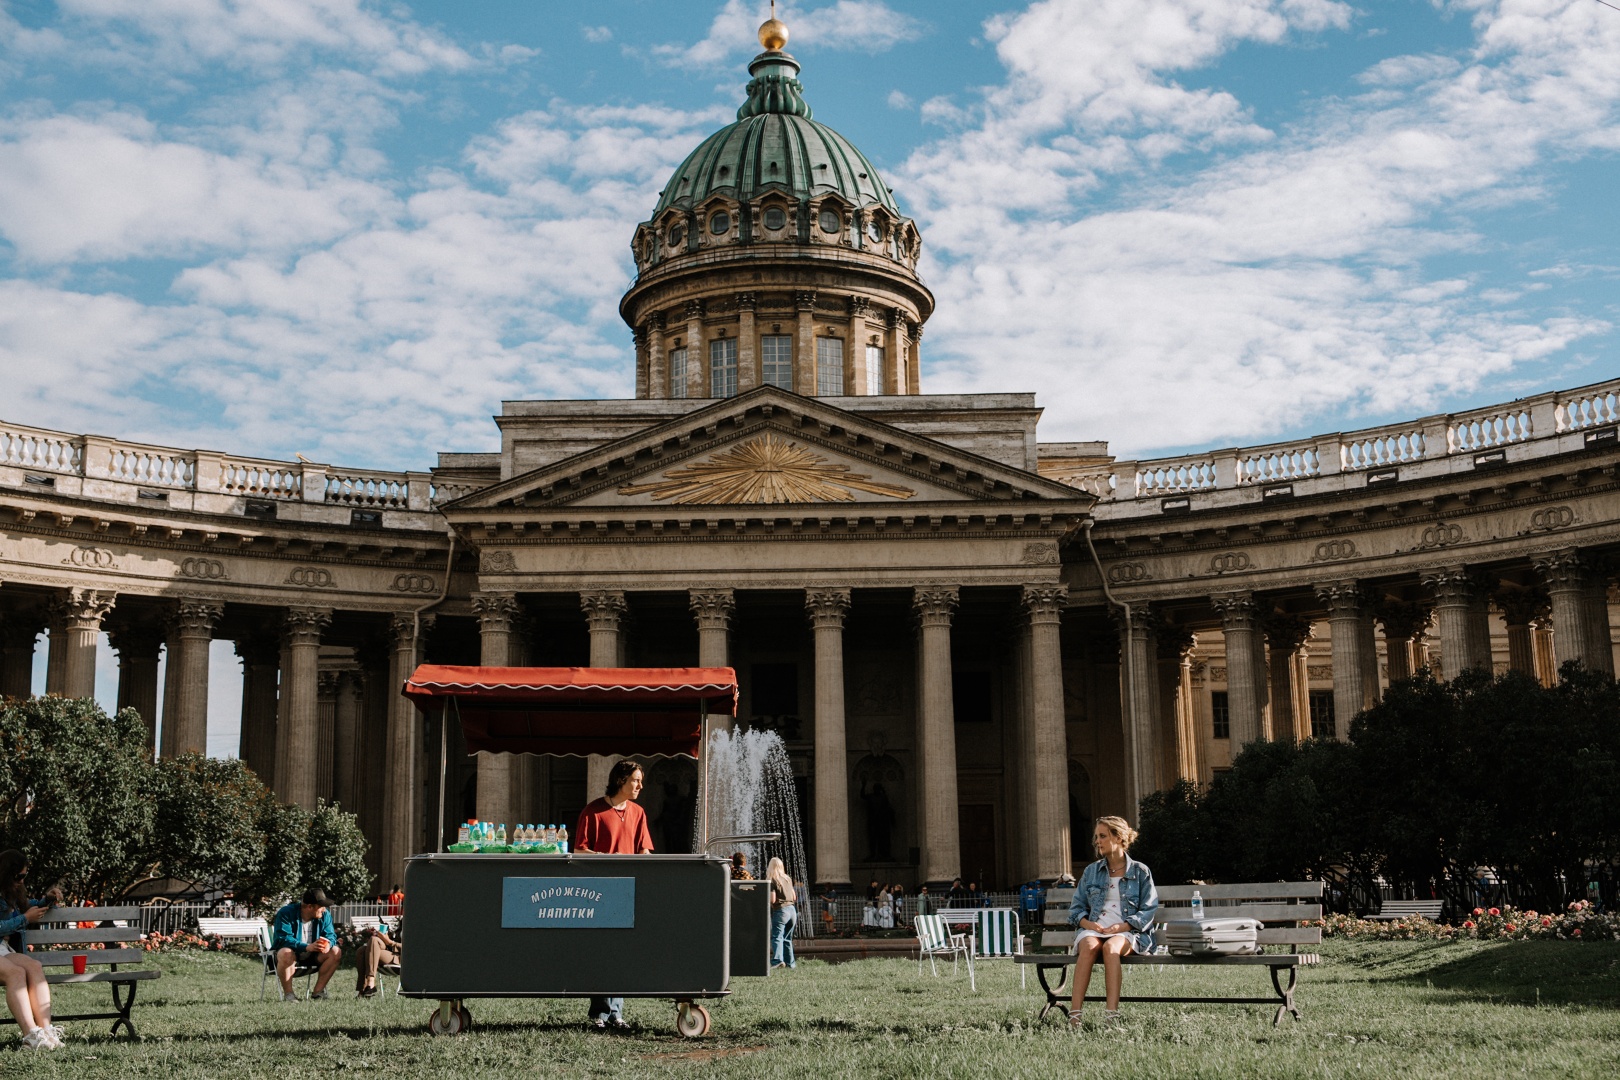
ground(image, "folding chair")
xmin=975 ymin=908 xmax=1026 ymax=989
xmin=198 ymin=916 xmax=317 ymax=1001
xmin=350 ymin=915 xmax=402 ymax=996
xmin=257 ymin=920 xmax=319 ymax=1001
xmin=915 ymin=913 xmax=976 ymax=990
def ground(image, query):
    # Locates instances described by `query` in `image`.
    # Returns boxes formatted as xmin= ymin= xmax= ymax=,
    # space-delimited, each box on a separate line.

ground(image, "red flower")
xmin=1541 ymin=917 xmax=1552 ymax=928
xmin=1462 ymin=920 xmax=1475 ymax=929
xmin=1488 ymin=907 xmax=1500 ymax=916
xmin=1573 ymin=929 xmax=1582 ymax=937
xmin=1505 ymin=924 xmax=1516 ymax=932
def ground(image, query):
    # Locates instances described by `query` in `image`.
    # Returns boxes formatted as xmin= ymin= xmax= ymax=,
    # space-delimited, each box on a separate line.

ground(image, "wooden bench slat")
xmin=34 ymin=949 xmax=146 ymax=966
xmin=1041 ymin=927 xmax=1322 ymax=948
xmin=1157 ymin=883 xmax=1324 ymax=901
xmin=1016 ymin=952 xmax=1319 ymax=967
xmin=1158 ymin=903 xmax=1322 ymax=922
xmin=44 ymin=969 xmax=161 ymax=985
xmin=25 ymin=927 xmax=142 ymax=944
xmin=39 ymin=906 xmax=145 ymax=922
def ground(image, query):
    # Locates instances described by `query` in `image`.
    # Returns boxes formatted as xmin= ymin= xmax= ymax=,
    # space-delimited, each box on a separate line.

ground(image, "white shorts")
xmin=0 ymin=940 xmax=11 ymax=957
xmin=1074 ymin=929 xmax=1134 ymax=951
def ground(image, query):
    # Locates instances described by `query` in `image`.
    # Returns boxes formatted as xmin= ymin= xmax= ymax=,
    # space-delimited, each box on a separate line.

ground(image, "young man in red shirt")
xmin=574 ymin=760 xmax=653 ymax=1030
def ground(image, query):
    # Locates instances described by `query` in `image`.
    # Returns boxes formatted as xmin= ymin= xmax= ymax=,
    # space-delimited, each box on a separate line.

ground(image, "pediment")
xmin=443 ymin=387 xmax=1096 ymax=514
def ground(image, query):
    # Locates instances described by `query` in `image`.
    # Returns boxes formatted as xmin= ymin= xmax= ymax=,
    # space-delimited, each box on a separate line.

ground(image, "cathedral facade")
xmin=3 ymin=19 xmax=1618 ymax=892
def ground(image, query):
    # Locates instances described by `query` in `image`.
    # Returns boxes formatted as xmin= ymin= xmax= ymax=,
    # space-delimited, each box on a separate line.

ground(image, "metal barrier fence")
xmin=120 ymin=901 xmax=394 ymax=937
xmin=815 ymin=892 xmax=1024 ymax=934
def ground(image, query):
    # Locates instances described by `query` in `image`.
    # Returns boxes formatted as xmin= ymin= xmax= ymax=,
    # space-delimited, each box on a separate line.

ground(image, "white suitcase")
xmin=1160 ymin=917 xmax=1262 ymax=957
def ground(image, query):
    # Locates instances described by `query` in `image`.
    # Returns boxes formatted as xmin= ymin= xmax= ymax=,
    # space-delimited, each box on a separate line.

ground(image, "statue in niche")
xmin=854 ymin=747 xmax=903 ymax=863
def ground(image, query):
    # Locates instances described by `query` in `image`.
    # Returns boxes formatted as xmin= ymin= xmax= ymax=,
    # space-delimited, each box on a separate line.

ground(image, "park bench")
xmin=7 ymin=905 xmax=159 ymax=1040
xmin=1015 ymin=882 xmax=1322 ymax=1025
xmin=1368 ymin=899 xmax=1443 ymax=921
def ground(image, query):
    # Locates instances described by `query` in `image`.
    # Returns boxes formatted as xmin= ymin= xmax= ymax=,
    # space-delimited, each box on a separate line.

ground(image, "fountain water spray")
xmin=701 ymin=727 xmax=807 ymax=886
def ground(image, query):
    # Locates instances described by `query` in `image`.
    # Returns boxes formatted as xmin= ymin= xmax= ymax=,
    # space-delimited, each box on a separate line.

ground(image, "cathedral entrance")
xmin=958 ymin=803 xmax=998 ymax=892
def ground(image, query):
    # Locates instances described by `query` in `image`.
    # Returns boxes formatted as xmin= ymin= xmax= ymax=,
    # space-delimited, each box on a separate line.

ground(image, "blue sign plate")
xmin=501 ymin=877 xmax=635 ymax=928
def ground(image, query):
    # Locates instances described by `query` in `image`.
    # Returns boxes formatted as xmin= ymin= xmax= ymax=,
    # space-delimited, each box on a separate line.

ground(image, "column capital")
xmin=1494 ymin=589 xmax=1548 ymax=628
xmin=847 ymin=295 xmax=871 ymax=317
xmin=172 ymin=597 xmax=225 ymax=636
xmin=805 ymin=587 xmax=851 ymax=628
xmin=283 ymin=607 xmax=332 ymax=646
xmin=106 ymin=617 xmax=165 ymax=660
xmin=647 ymin=310 xmax=667 ymax=332
xmin=1532 ymin=546 xmax=1594 ymax=591
xmin=472 ymin=591 xmax=521 ymax=631
xmin=1021 ymin=584 xmax=1068 ymax=625
xmin=794 ymin=290 xmax=817 ymax=312
xmin=1375 ymin=599 xmax=1432 ymax=640
xmin=1157 ymin=622 xmax=1198 ymax=660
xmin=1313 ymin=580 xmax=1367 ymax=615
xmin=233 ymin=628 xmax=281 ymax=666
xmin=735 ymin=291 xmax=757 ymax=311
xmin=1419 ymin=566 xmax=1475 ymax=605
xmin=683 ymin=298 xmax=706 ymax=320
xmin=1261 ymin=613 xmax=1313 ymax=654
xmin=389 ymin=611 xmax=433 ymax=647
xmin=53 ymin=587 xmax=117 ymax=631
xmin=1109 ymin=602 xmax=1159 ymax=640
xmin=317 ymin=670 xmax=341 ymax=699
xmin=911 ymin=585 xmax=959 ymax=627
xmin=885 ymin=307 xmax=907 ymax=330
xmin=579 ymin=590 xmax=627 ymax=632
xmin=688 ymin=588 xmax=735 ymax=631
xmin=1211 ymin=590 xmax=1261 ymax=629
xmin=0 ymin=609 xmax=46 ymax=649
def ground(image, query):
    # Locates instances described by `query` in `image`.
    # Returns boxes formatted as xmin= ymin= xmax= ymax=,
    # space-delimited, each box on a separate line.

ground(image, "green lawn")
xmin=13 ymin=940 xmax=1620 ymax=1078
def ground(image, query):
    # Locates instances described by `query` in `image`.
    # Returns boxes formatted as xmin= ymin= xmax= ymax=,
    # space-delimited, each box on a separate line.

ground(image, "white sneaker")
xmin=283 ymin=991 xmax=300 ymax=1002
xmin=46 ymin=1025 xmax=66 ymax=1044
xmin=21 ymin=1028 xmax=56 ymax=1050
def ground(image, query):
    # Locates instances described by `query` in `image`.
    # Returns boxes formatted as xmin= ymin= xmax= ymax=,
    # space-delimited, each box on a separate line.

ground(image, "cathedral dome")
xmin=651 ymin=51 xmax=901 ymax=221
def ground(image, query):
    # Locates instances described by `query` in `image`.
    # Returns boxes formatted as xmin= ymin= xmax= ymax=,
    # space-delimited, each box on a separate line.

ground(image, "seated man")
xmin=270 ymin=887 xmax=342 ymax=1002
xmin=355 ymin=919 xmax=401 ymax=998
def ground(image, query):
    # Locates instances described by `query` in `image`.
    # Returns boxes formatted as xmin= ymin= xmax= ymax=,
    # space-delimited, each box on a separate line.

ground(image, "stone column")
xmin=0 ymin=613 xmax=42 ymax=699
xmin=50 ymin=588 xmax=116 ymax=700
xmin=885 ymin=309 xmax=910 ymax=395
xmin=907 ymin=324 xmax=923 ymax=393
xmin=1314 ymin=582 xmax=1369 ymax=740
xmin=689 ymin=589 xmax=734 ymax=669
xmin=848 ymin=296 xmax=873 ymax=393
xmin=1496 ymin=592 xmax=1546 ymax=679
xmin=1212 ymin=592 xmax=1265 ymax=748
xmin=633 ymin=323 xmax=649 ymax=399
xmin=581 ymin=591 xmax=627 ymax=800
xmin=473 ymin=592 xmax=521 ymax=826
xmin=1358 ymin=608 xmax=1383 ymax=705
xmin=1023 ymin=585 xmax=1070 ymax=880
xmin=1421 ymin=567 xmax=1486 ymax=678
xmin=1154 ymin=623 xmax=1193 ymax=790
xmin=806 ymin=587 xmax=851 ymax=887
xmin=1533 ymin=549 xmax=1610 ymax=675
xmin=793 ymin=291 xmax=817 ymax=396
xmin=332 ymin=672 xmax=362 ymax=811
xmin=1377 ymin=601 xmax=1429 ymax=684
xmin=382 ymin=614 xmax=432 ymax=885
xmin=1186 ymin=659 xmax=1211 ymax=784
xmin=1584 ymin=577 xmax=1615 ymax=676
xmin=1531 ymin=616 xmax=1558 ymax=687
xmin=683 ymin=299 xmax=706 ymax=399
xmin=913 ymin=586 xmax=961 ymax=885
xmin=235 ymin=632 xmax=280 ymax=785
xmin=277 ymin=607 xmax=331 ymax=809
xmin=645 ymin=313 xmax=667 ymax=401
xmin=44 ymin=604 xmax=67 ymax=695
xmin=1115 ymin=607 xmax=1159 ymax=821
xmin=735 ymin=294 xmax=758 ymax=392
xmin=1263 ymin=616 xmax=1312 ymax=744
xmin=316 ymin=672 xmax=339 ymax=802
xmin=165 ymin=598 xmax=223 ymax=757
xmin=107 ymin=619 xmax=163 ymax=746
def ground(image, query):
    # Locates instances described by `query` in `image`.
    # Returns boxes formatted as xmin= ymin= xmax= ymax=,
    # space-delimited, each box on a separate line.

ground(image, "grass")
xmin=11 ymin=939 xmax=1620 ymax=1078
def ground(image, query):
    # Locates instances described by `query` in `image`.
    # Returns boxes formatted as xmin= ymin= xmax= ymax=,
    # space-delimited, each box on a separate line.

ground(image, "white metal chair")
xmin=974 ymin=908 xmax=1026 ymax=988
xmin=199 ymin=916 xmax=319 ymax=1001
xmin=915 ymin=913 xmax=976 ymax=990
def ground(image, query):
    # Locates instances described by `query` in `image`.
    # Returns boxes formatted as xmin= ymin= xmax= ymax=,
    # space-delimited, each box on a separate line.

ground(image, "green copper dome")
xmin=652 ymin=51 xmax=901 ymax=219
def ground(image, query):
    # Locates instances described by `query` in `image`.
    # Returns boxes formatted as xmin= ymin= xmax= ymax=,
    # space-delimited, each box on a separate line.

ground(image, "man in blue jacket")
xmin=271 ymin=887 xmax=343 ymax=1002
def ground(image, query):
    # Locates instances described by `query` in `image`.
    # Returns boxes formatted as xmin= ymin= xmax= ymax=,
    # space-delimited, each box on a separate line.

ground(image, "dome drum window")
xmin=763 ymin=206 xmax=787 ymax=231
xmin=709 ymin=210 xmax=731 ymax=235
xmin=669 ymin=225 xmax=686 ymax=249
xmin=819 ymin=208 xmax=841 ymax=235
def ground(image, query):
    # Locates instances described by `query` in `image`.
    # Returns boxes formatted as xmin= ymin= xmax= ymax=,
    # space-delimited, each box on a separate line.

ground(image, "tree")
xmin=150 ymin=754 xmax=275 ymax=891
xmin=303 ymin=801 xmax=372 ymax=903
xmin=0 ymin=697 xmax=156 ymax=901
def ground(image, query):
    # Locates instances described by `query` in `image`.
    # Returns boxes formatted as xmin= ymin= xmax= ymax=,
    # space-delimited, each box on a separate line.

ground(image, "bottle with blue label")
xmin=1191 ymin=889 xmax=1204 ymax=921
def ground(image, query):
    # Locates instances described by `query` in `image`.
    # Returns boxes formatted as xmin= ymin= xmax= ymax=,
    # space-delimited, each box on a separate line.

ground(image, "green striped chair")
xmin=915 ymin=913 xmax=975 ymax=990
xmin=975 ymin=908 xmax=1026 ymax=989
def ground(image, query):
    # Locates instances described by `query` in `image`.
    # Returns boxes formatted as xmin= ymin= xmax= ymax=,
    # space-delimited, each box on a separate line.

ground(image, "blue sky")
xmin=2 ymin=0 xmax=1617 ymax=470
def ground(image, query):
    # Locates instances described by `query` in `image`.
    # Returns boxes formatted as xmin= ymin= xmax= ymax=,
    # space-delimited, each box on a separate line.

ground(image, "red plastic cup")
xmin=72 ymin=954 xmax=87 ymax=975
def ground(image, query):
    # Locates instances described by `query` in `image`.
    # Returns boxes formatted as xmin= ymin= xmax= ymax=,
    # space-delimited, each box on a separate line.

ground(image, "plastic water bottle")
xmin=457 ymin=822 xmax=470 ymax=846
xmin=557 ymin=825 xmax=568 ymax=853
xmin=1191 ymin=889 xmax=1205 ymax=921
xmin=543 ymin=824 xmax=556 ymax=844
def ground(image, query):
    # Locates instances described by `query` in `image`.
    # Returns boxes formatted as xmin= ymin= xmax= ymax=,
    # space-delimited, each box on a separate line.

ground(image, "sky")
xmin=1 ymin=0 xmax=1617 ymax=470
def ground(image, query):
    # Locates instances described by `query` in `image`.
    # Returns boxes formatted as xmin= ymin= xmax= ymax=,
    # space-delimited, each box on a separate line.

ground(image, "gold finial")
xmin=759 ymin=0 xmax=788 ymax=51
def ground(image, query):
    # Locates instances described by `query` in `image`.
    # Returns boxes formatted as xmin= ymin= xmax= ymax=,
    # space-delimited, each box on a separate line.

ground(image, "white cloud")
xmin=887 ymin=89 xmax=912 ymax=109
xmin=582 ymin=25 xmax=613 ymax=44
xmin=901 ymin=0 xmax=1620 ymax=454
xmin=653 ymin=0 xmax=925 ymax=70
xmin=54 ymin=0 xmax=475 ymax=75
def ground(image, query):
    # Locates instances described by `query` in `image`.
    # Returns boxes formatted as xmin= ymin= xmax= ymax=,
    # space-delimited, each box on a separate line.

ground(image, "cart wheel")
xmin=458 ymin=1005 xmax=473 ymax=1032
xmin=675 ymin=1001 xmax=711 ymax=1038
xmin=428 ymin=1002 xmax=466 ymax=1036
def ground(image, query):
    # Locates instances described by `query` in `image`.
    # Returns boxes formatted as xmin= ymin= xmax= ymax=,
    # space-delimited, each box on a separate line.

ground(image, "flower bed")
xmin=1312 ymin=901 xmax=1619 ymax=942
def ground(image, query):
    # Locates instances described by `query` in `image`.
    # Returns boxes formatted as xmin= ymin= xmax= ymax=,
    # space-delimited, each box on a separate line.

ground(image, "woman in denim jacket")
xmin=1066 ymin=816 xmax=1159 ymax=1027
xmin=0 ymin=850 xmax=62 ymax=1050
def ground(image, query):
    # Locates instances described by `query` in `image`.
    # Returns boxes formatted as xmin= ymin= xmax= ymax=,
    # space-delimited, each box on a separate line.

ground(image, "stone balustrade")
xmin=0 ymin=420 xmax=483 ymax=528
xmin=1081 ymin=377 xmax=1620 ymax=517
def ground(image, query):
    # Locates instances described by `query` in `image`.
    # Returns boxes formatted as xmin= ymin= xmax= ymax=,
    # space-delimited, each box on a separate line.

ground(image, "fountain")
xmin=701 ymin=727 xmax=808 ymax=886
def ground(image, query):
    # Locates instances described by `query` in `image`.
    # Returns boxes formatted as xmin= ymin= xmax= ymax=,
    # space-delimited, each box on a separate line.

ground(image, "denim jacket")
xmin=1068 ymin=856 xmax=1159 ymax=953
xmin=0 ymin=897 xmax=45 ymax=949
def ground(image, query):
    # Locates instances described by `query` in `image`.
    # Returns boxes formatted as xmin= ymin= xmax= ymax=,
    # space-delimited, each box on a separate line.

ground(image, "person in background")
xmin=876 ymin=885 xmax=894 ymax=929
xmin=271 ymin=887 xmax=343 ymax=1002
xmin=730 ymin=852 xmax=753 ymax=881
xmin=820 ymin=889 xmax=837 ymax=933
xmin=914 ymin=884 xmax=932 ymax=919
xmin=0 ymin=850 xmax=62 ymax=1050
xmin=386 ymin=884 xmax=403 ymax=918
xmin=355 ymin=918 xmax=401 ymax=998
xmin=947 ymin=878 xmax=968 ymax=904
xmin=866 ymin=879 xmax=881 ymax=903
xmin=766 ymin=857 xmax=798 ymax=969
xmin=1067 ymin=816 xmax=1159 ymax=1029
xmin=574 ymin=760 xmax=653 ymax=1031
xmin=891 ymin=883 xmax=907 ymax=926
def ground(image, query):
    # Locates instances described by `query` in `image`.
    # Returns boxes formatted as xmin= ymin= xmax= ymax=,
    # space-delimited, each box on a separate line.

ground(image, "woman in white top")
xmin=1065 ymin=816 xmax=1160 ymax=1028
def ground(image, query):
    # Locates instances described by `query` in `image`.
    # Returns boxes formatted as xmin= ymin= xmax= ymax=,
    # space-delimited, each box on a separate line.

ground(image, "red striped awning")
xmin=401 ymin=665 xmax=736 ymax=757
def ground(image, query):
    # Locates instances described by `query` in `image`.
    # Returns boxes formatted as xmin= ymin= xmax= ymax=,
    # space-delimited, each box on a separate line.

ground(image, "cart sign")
xmin=501 ymin=877 xmax=636 ymax=928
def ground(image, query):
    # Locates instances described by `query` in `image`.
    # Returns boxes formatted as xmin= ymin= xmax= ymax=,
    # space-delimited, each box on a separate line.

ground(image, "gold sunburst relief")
xmin=617 ymin=433 xmax=916 ymax=504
